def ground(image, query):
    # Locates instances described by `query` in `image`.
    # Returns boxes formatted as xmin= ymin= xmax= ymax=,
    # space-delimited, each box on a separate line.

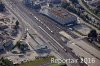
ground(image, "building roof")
xmin=49 ymin=8 xmax=69 ymax=19
xmin=35 ymin=45 xmax=47 ymax=50
xmin=47 ymin=7 xmax=77 ymax=25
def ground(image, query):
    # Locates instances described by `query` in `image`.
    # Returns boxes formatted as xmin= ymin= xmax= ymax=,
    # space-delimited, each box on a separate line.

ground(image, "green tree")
xmin=69 ymin=0 xmax=78 ymax=4
xmin=49 ymin=3 xmax=53 ymax=8
xmin=88 ymin=29 xmax=98 ymax=42
xmin=1 ymin=58 xmax=14 ymax=66
xmin=16 ymin=41 xmax=22 ymax=48
xmin=15 ymin=20 xmax=19 ymax=26
xmin=61 ymin=2 xmax=70 ymax=9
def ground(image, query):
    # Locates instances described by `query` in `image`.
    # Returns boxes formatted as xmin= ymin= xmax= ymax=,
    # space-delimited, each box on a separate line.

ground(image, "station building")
xmin=42 ymin=7 xmax=78 ymax=27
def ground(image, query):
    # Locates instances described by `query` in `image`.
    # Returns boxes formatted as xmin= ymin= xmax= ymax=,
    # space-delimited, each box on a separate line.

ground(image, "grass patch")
xmin=49 ymin=64 xmax=66 ymax=66
xmin=19 ymin=56 xmax=55 ymax=66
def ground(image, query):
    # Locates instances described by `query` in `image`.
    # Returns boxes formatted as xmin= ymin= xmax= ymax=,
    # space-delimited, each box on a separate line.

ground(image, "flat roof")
xmin=48 ymin=7 xmax=76 ymax=20
xmin=34 ymin=45 xmax=47 ymax=50
xmin=46 ymin=7 xmax=77 ymax=25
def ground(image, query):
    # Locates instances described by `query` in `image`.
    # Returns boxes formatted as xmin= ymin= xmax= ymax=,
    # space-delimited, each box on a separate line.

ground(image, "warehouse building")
xmin=42 ymin=7 xmax=78 ymax=27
